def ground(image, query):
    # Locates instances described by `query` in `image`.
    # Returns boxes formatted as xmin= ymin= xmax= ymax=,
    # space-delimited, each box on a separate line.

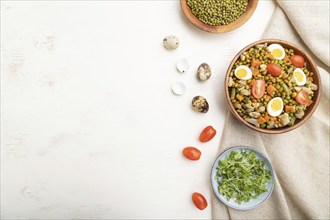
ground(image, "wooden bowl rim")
xmin=224 ymin=39 xmax=322 ymax=134
xmin=180 ymin=0 xmax=259 ymax=34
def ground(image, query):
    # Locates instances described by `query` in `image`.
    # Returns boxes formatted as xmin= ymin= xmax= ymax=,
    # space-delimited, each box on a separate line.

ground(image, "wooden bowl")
xmin=180 ymin=0 xmax=259 ymax=33
xmin=224 ymin=39 xmax=322 ymax=134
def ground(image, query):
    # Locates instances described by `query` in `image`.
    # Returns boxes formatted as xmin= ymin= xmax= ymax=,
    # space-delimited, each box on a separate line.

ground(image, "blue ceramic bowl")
xmin=211 ymin=146 xmax=275 ymax=210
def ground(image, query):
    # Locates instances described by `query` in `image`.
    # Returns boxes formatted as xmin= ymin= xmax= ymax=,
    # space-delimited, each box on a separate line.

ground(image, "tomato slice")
xmin=291 ymin=55 xmax=305 ymax=68
xmin=199 ymin=126 xmax=217 ymax=143
xmin=295 ymin=90 xmax=313 ymax=106
xmin=252 ymin=79 xmax=265 ymax=99
xmin=267 ymin=64 xmax=282 ymax=77
xmin=183 ymin=147 xmax=201 ymax=160
xmin=192 ymin=192 xmax=208 ymax=210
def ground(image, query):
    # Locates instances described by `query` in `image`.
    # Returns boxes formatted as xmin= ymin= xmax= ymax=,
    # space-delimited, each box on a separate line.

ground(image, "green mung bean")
xmin=187 ymin=0 xmax=249 ymax=26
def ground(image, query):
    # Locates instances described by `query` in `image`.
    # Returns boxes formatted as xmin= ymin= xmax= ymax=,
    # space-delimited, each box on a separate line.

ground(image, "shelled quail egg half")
xmin=176 ymin=59 xmax=189 ymax=73
xmin=172 ymin=82 xmax=186 ymax=95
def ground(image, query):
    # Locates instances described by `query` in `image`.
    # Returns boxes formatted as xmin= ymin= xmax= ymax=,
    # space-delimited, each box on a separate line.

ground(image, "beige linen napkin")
xmin=211 ymin=1 xmax=330 ymax=219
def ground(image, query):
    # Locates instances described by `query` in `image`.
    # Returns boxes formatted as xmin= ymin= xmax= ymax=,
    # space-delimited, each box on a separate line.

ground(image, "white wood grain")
xmin=1 ymin=1 xmax=276 ymax=219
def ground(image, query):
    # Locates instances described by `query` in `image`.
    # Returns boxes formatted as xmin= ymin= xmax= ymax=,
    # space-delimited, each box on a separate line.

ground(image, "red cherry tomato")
xmin=192 ymin=192 xmax=208 ymax=210
xmin=183 ymin=147 xmax=201 ymax=160
xmin=199 ymin=126 xmax=217 ymax=143
xmin=295 ymin=90 xmax=313 ymax=106
xmin=267 ymin=63 xmax=282 ymax=77
xmin=291 ymin=55 xmax=305 ymax=68
xmin=252 ymin=79 xmax=266 ymax=99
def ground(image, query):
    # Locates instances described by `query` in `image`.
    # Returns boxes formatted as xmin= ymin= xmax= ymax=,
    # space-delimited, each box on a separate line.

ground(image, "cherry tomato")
xmin=192 ymin=192 xmax=208 ymax=210
xmin=252 ymin=79 xmax=265 ymax=99
xmin=295 ymin=90 xmax=313 ymax=106
xmin=291 ymin=55 xmax=305 ymax=68
xmin=183 ymin=147 xmax=201 ymax=160
xmin=199 ymin=126 xmax=217 ymax=143
xmin=267 ymin=63 xmax=282 ymax=77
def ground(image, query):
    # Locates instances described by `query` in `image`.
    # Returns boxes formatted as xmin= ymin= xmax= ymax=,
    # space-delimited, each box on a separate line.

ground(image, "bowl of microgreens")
xmin=211 ymin=146 xmax=275 ymax=210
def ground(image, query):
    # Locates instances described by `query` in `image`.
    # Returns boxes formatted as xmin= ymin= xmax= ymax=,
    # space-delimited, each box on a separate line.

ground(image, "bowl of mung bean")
xmin=180 ymin=0 xmax=259 ymax=33
xmin=225 ymin=39 xmax=321 ymax=134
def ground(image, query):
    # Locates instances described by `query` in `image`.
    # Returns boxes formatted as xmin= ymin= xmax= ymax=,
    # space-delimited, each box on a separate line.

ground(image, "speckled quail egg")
xmin=234 ymin=65 xmax=252 ymax=80
xmin=293 ymin=68 xmax=306 ymax=86
xmin=267 ymin=97 xmax=284 ymax=117
xmin=197 ymin=63 xmax=211 ymax=81
xmin=163 ymin=35 xmax=179 ymax=50
xmin=192 ymin=96 xmax=209 ymax=113
xmin=268 ymin=44 xmax=285 ymax=60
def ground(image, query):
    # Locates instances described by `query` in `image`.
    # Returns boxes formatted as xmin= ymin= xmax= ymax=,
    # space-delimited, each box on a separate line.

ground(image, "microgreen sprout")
xmin=215 ymin=150 xmax=272 ymax=204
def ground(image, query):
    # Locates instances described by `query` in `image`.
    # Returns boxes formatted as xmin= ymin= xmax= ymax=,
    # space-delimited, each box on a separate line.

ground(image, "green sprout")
xmin=215 ymin=150 xmax=272 ymax=204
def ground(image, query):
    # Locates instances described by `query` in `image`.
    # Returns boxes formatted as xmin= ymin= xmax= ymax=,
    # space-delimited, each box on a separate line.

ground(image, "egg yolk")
xmin=236 ymin=68 xmax=247 ymax=79
xmin=272 ymin=48 xmax=283 ymax=58
xmin=271 ymin=99 xmax=282 ymax=111
xmin=294 ymin=71 xmax=304 ymax=82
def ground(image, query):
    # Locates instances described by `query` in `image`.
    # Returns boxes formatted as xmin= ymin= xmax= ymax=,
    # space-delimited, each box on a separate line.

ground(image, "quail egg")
xmin=293 ymin=68 xmax=306 ymax=86
xmin=192 ymin=96 xmax=209 ymax=113
xmin=234 ymin=65 xmax=252 ymax=80
xmin=268 ymin=44 xmax=285 ymax=60
xmin=197 ymin=63 xmax=211 ymax=81
xmin=176 ymin=59 xmax=189 ymax=73
xmin=171 ymin=82 xmax=186 ymax=95
xmin=163 ymin=35 xmax=179 ymax=50
xmin=267 ymin=97 xmax=284 ymax=117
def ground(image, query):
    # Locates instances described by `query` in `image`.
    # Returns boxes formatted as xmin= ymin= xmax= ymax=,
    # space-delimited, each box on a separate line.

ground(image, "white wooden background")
xmin=1 ymin=1 xmax=276 ymax=219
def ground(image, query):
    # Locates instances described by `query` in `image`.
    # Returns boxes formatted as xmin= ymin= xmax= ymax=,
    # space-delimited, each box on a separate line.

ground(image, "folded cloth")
xmin=276 ymin=0 xmax=329 ymax=67
xmin=211 ymin=1 xmax=330 ymax=219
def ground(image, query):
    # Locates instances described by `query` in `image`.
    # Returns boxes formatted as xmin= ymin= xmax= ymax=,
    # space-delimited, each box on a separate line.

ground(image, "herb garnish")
xmin=215 ymin=150 xmax=272 ymax=204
